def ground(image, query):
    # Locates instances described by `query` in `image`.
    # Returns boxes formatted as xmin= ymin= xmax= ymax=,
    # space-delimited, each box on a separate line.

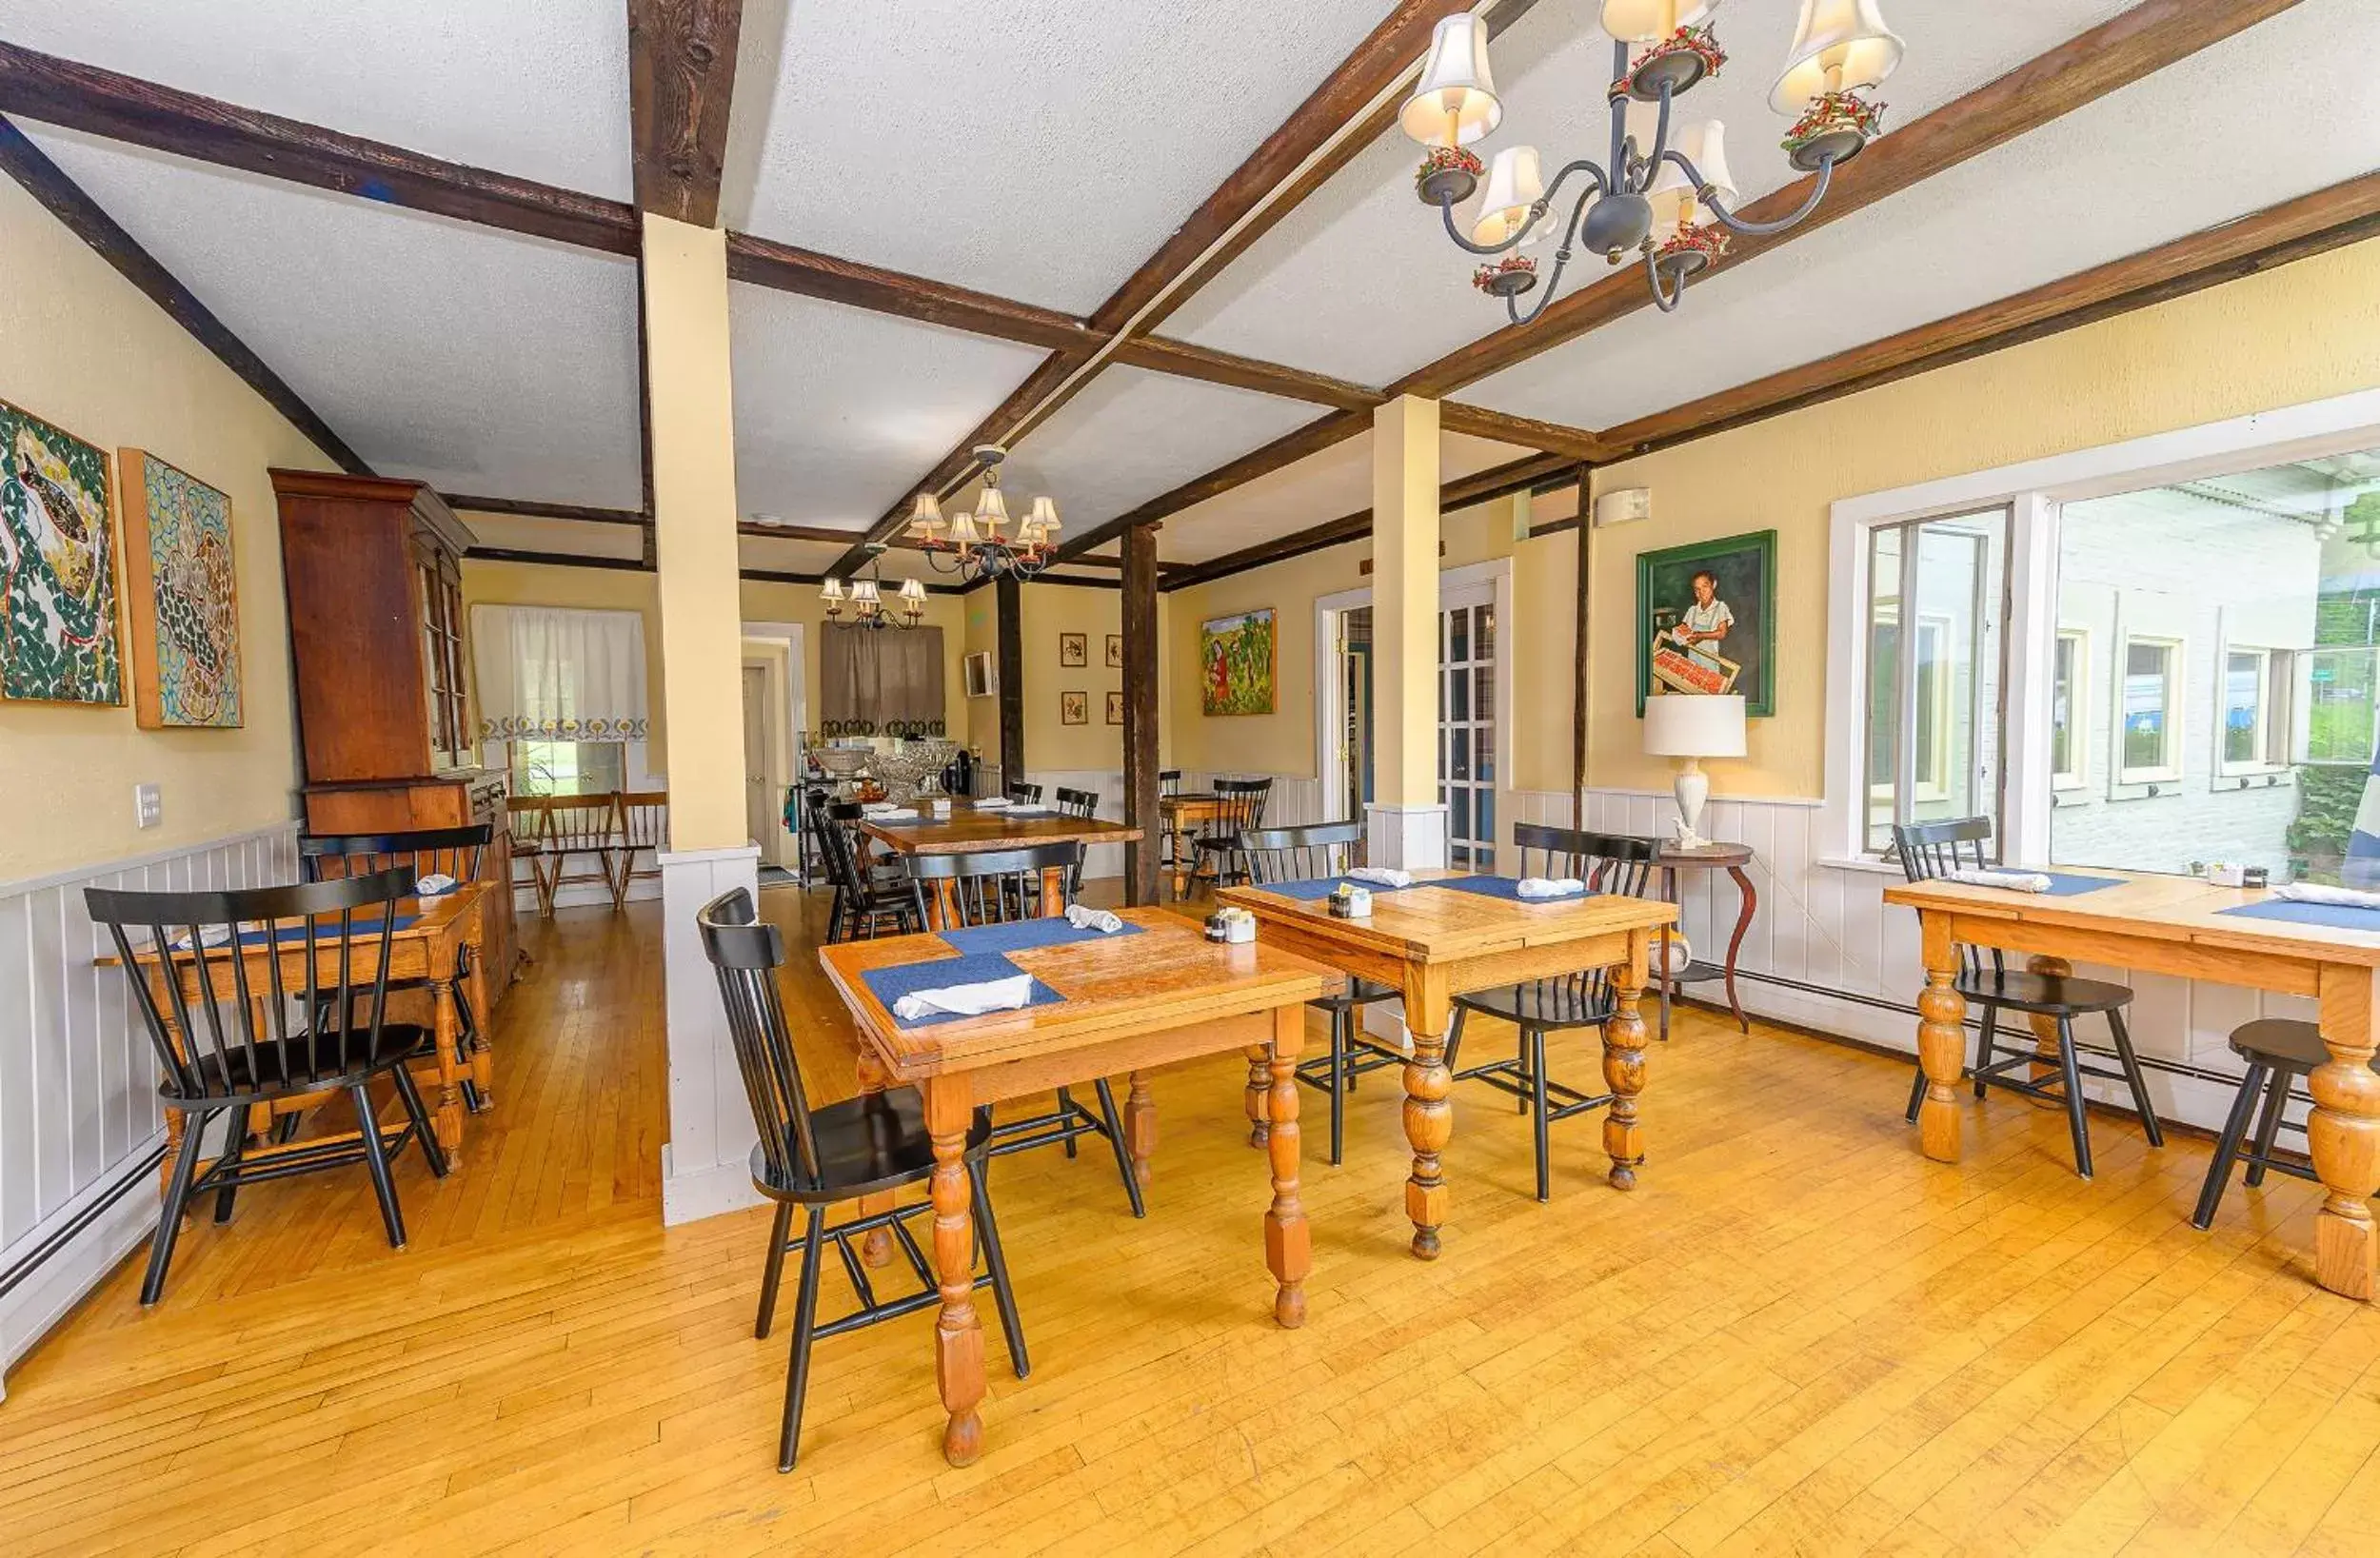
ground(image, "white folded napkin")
xmin=415 ymin=873 xmax=458 ymax=898
xmin=1347 ymin=867 xmax=1412 ymax=888
xmin=2274 ymin=882 xmax=2380 ymax=909
xmin=892 ymin=973 xmax=1034 ymax=1022
xmin=861 ymin=801 xmax=901 ymax=816
xmin=973 ymin=798 xmax=1013 ymax=810
xmin=1946 ymin=868 xmax=2053 ymax=893
xmin=1065 ymin=904 xmax=1124 ymax=934
xmin=867 ymin=807 xmax=920 ymax=821
xmin=1516 ymin=877 xmax=1587 ymax=899
xmin=169 ymin=925 xmax=235 ymax=951
xmin=1004 ymin=804 xmax=1053 ymax=816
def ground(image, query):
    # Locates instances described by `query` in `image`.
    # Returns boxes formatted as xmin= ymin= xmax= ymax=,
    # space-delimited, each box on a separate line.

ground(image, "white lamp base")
xmin=1672 ymin=758 xmax=1710 ymax=849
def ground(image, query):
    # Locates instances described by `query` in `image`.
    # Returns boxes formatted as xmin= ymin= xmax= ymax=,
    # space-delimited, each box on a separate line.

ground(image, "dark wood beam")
xmin=467 ymin=546 xmax=653 ymax=573
xmin=0 ymin=42 xmax=638 ymax=253
xmin=995 ymin=572 xmax=1025 ymax=788
xmin=1438 ymin=402 xmax=1612 ymax=462
xmin=727 ymin=229 xmax=1099 ymax=354
xmin=1110 ymin=336 xmax=1382 ymax=412
xmin=1121 ymin=524 xmax=1162 ymax=907
xmin=1570 ymin=461 xmax=1593 ymax=827
xmin=625 ymin=0 xmax=744 ymax=228
xmin=443 ymin=494 xmax=648 ymax=525
xmin=1394 ymin=0 xmax=2307 ymax=398
xmin=0 ymin=113 xmax=373 ymax=476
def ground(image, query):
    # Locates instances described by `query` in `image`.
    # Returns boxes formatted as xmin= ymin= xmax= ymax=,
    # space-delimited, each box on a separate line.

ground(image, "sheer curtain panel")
xmin=472 ymin=604 xmax=650 ymax=741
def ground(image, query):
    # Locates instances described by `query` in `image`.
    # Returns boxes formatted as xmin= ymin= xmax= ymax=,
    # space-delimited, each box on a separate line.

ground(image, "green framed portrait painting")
xmin=1200 ymin=606 xmax=1276 ymax=717
xmin=1636 ymin=529 xmax=1775 ymax=717
xmin=1 ymin=400 xmax=123 ymax=706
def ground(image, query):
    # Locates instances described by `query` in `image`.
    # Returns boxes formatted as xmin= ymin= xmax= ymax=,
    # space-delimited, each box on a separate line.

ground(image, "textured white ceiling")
xmin=1165 ymin=0 xmax=2141 ymax=388
xmin=0 ymin=0 xmax=633 ymax=197
xmin=730 ymin=283 xmax=1050 ymax=530
xmin=1156 ymin=429 xmax=1536 ymax=564
xmin=739 ymin=532 xmax=860 ymax=578
xmin=26 ymin=127 xmax=645 ymax=507
xmin=726 ymin=0 xmax=1394 ymax=314
xmin=1464 ymin=0 xmax=2380 ymax=430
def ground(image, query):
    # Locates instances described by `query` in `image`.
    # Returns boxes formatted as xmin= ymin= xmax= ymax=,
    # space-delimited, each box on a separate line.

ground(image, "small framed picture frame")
xmin=1105 ymin=633 xmax=1123 ymax=668
xmin=1059 ymin=632 xmax=1087 ymax=667
xmin=1105 ymin=690 xmax=1123 ymax=725
xmin=1061 ymin=690 xmax=1088 ymax=725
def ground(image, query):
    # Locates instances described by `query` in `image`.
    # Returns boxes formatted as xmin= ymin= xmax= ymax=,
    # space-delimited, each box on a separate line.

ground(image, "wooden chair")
xmin=2192 ymin=1019 xmax=2378 ymax=1228
xmin=85 ymin=868 xmax=449 ymax=1305
xmin=1005 ymin=780 xmax=1044 ymax=806
xmin=1444 ymin=825 xmax=1658 ymax=1202
xmin=813 ymin=801 xmax=921 ymax=942
xmin=698 ymin=888 xmax=1026 ymax=1472
xmin=510 ymin=794 xmax=625 ymax=917
xmin=1158 ymin=770 xmax=1184 ymax=875
xmin=1052 ymin=786 xmax=1099 ymax=819
xmin=605 ymin=790 xmax=668 ymax=910
xmin=1244 ymin=822 xmax=1401 ymax=1165
xmin=1892 ymin=817 xmax=2161 ymax=1179
xmin=902 ymin=844 xmax=1144 ymax=1218
xmin=1190 ymin=777 xmax=1273 ymax=889
xmin=1160 ymin=770 xmax=1182 ymax=799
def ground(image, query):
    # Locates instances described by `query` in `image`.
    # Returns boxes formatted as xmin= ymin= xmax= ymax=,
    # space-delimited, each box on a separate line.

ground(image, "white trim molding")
xmin=656 ymin=843 xmax=763 ymax=1226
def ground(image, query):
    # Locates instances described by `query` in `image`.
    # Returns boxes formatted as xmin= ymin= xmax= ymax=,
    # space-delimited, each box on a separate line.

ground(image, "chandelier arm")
xmin=1625 ymin=82 xmax=1676 ymax=194
xmin=1683 ymin=151 xmax=1839 ymax=236
xmin=1644 ymin=247 xmax=1687 ymax=313
xmin=1435 ymin=160 xmax=1607 ymax=257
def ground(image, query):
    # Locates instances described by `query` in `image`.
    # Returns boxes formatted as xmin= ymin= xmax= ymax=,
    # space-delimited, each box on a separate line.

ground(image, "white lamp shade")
xmin=1399 ymin=14 xmax=1501 ymax=148
xmin=1601 ymin=1 xmax=1720 ymax=44
xmin=1469 ymin=145 xmax=1545 ymax=246
xmin=1647 ymin=120 xmax=1735 ymax=230
xmin=853 ymin=578 xmax=881 ymax=606
xmin=820 ymin=576 xmax=845 ymax=602
xmin=1027 ymin=495 xmax=1059 ymax=531
xmin=897 ymin=577 xmax=926 ymax=603
xmin=1771 ymin=0 xmax=1904 ymax=113
xmin=950 ymin=512 xmax=980 ymax=545
xmin=908 ymin=493 xmax=943 ymax=534
xmin=975 ymin=485 xmax=1009 ymax=528
xmin=1641 ymin=692 xmax=1746 ymax=757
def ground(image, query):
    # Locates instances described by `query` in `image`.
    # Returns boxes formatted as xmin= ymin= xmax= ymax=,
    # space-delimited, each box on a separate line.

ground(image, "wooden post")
xmin=1121 ymin=523 xmax=1162 ymax=906
xmin=995 ymin=570 xmax=1024 ymax=792
xmin=1572 ymin=462 xmax=1593 ymax=827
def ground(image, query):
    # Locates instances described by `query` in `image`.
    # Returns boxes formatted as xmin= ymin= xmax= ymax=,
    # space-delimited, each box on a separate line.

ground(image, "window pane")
xmin=1863 ymin=511 xmax=2007 ymax=850
xmin=1450 ymin=727 xmax=1471 ymax=779
xmin=1476 ymin=785 xmax=1495 ymax=847
xmin=1476 ymin=664 xmax=1495 ymax=724
xmin=1863 ymin=526 xmax=1903 ymax=853
xmin=2224 ymin=651 xmax=2261 ymax=765
xmin=2051 ymin=636 xmax=2074 ymax=779
xmin=1449 ymin=665 xmax=1470 ymax=722
xmin=1447 ymin=786 xmax=1471 ymax=843
xmin=1475 ymin=727 xmax=1494 ymax=783
xmin=1476 ymin=604 xmax=1495 ymax=661
xmin=1449 ymin=607 xmax=1469 ymax=664
xmin=2123 ymin=642 xmax=2169 ymax=772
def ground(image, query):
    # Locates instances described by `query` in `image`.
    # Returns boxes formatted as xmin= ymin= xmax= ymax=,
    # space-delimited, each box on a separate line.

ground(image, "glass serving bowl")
xmin=867 ymin=738 xmax=959 ymax=805
xmin=810 ymin=745 xmax=872 ymax=797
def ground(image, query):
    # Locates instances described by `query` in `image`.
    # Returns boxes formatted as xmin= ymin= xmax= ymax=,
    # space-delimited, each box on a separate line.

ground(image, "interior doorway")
xmin=1339 ymin=606 xmax=1374 ymax=818
xmin=741 ymin=664 xmax=775 ymax=862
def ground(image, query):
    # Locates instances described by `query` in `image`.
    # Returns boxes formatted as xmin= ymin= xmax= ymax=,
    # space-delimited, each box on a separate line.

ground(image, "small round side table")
xmin=1655 ymin=840 xmax=1757 ymax=1038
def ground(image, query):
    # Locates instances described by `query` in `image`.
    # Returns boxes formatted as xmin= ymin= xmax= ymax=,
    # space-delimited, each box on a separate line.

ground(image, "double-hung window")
xmin=2050 ymin=630 xmax=2088 ymax=789
xmin=1860 ymin=509 xmax=2010 ymax=854
xmin=2116 ymin=637 xmax=2183 ymax=784
xmin=2219 ymin=646 xmax=2294 ymax=774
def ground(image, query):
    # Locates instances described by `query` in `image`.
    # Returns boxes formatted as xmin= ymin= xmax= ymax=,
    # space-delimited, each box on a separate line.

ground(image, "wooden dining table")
xmin=1884 ymin=870 xmax=2380 ymax=1302
xmin=857 ymin=804 xmax=1143 ymax=926
xmin=1219 ymin=872 xmax=1678 ymax=1259
xmin=1159 ymin=791 xmax=1223 ymax=897
xmin=820 ymin=907 xmax=1329 ymax=1467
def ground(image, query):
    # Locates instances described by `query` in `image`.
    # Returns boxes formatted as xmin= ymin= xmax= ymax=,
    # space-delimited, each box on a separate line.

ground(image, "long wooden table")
xmin=1882 ymin=872 xmax=2380 ymax=1301
xmin=858 ymin=806 xmax=1143 ymax=926
xmin=1219 ymin=874 xmax=1678 ymax=1259
xmin=821 ymin=908 xmax=1328 ymax=1466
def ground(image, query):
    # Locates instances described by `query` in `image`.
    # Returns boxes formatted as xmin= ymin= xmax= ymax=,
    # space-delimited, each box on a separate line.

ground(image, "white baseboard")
xmin=0 ymin=1134 xmax=168 ymax=1393
xmin=660 ymin=1145 xmax=764 ymax=1226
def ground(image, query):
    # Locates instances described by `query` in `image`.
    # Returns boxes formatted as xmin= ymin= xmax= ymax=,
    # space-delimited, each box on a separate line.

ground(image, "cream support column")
xmin=1366 ymin=395 xmax=1447 ymax=870
xmin=644 ymin=214 xmax=762 ymax=1225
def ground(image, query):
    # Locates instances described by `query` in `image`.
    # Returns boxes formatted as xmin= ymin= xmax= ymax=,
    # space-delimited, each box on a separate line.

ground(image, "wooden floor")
xmin=8 ymin=889 xmax=2380 ymax=1556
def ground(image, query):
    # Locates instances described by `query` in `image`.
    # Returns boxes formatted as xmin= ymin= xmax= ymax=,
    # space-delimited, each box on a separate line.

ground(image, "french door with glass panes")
xmin=1439 ymin=583 xmax=1497 ymax=870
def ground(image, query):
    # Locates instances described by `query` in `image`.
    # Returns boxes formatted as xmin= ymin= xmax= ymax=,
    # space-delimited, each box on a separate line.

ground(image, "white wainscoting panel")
xmin=657 ymin=843 xmax=763 ymax=1226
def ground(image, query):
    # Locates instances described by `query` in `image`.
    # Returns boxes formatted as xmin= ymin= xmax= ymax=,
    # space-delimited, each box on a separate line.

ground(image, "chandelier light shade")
xmin=1647 ymin=119 xmax=1735 ymax=233
xmin=1600 ymin=1 xmax=1721 ymax=45
xmin=1772 ymin=0 xmax=1905 ymax=112
xmin=1471 ymin=145 xmax=1545 ymax=247
xmin=1399 ymin=14 xmax=1501 ymax=148
xmin=908 ymin=492 xmax=944 ymax=538
xmin=905 ymin=446 xmax=1060 ymax=586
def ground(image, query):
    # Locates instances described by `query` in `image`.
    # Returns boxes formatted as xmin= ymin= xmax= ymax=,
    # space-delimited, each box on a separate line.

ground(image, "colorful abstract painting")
xmin=0 ymin=400 xmax=121 ymax=705
xmin=1200 ymin=606 xmax=1276 ymax=717
xmin=120 ymin=448 xmax=243 ymax=728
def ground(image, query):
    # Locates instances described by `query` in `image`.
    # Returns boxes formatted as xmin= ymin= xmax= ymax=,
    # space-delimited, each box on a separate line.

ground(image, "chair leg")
xmin=352 ymin=1083 xmax=407 ymax=1249
xmin=969 ymin=1160 xmax=1031 ymax=1381
xmin=2192 ymin=1063 xmax=2266 ymax=1230
xmin=1905 ymin=1063 xmax=1927 ymax=1125
xmin=754 ymin=1200 xmax=794 ymax=1339
xmin=142 ymin=1109 xmax=212 ymax=1306
xmin=212 ymin=1103 xmax=252 ymax=1225
xmin=1444 ymin=1006 xmax=1470 ymax=1075
xmin=1973 ymin=1004 xmax=1999 ymax=1100
xmin=2242 ymin=1065 xmax=2292 ymax=1189
xmin=1530 ymin=1027 xmax=1552 ymax=1204
xmin=389 ymin=1062 xmax=450 ymax=1178
xmin=778 ymin=1207 xmax=827 ymax=1473
xmin=1514 ymin=1028 xmax=1530 ymax=1114
xmin=1328 ymin=1007 xmax=1347 ymax=1168
xmin=2054 ymin=1017 xmax=2092 ymax=1180
xmin=1091 ymin=1077 xmax=1145 ymax=1218
xmin=1058 ymin=1086 xmax=1080 ymax=1158
xmin=2105 ymin=1007 xmax=2164 ymax=1148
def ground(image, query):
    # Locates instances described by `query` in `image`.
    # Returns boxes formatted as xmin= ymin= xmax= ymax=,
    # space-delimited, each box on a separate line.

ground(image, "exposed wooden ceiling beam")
xmin=1438 ymin=402 xmax=1611 ymax=462
xmin=626 ymin=0 xmax=745 ymax=227
xmin=726 ymin=230 xmax=1098 ymax=352
xmin=0 ymin=41 xmax=639 ymax=253
xmin=0 ymin=112 xmax=373 ymax=476
xmin=442 ymin=494 xmax=648 ymax=525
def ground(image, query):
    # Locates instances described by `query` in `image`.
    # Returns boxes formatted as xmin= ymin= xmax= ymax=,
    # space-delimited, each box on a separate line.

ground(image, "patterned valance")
xmin=471 ymin=604 xmax=649 ymax=743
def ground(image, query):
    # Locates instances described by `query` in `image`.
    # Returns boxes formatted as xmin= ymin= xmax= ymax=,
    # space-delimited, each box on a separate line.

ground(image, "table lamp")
xmin=1642 ymin=694 xmax=1745 ymax=849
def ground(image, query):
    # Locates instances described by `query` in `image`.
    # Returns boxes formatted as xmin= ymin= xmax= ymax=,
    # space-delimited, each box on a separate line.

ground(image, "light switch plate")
xmin=134 ymin=782 xmax=161 ymax=830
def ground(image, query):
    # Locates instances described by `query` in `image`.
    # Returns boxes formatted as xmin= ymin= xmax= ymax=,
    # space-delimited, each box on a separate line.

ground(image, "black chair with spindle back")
xmin=1191 ymin=777 xmax=1273 ymax=890
xmin=1052 ymin=786 xmax=1098 ymax=820
xmin=1159 ymin=770 xmax=1184 ymax=874
xmin=1160 ymin=770 xmax=1182 ymax=799
xmin=86 ymin=868 xmax=450 ymax=1304
xmin=815 ymin=801 xmax=922 ymax=942
xmin=1005 ymin=780 xmax=1044 ymax=806
xmin=2191 ymin=1019 xmax=2380 ymax=1230
xmin=1444 ymin=825 xmax=1658 ymax=1202
xmin=698 ymin=889 xmax=1025 ymax=1473
xmin=902 ymin=844 xmax=1143 ymax=1217
xmin=1891 ymin=816 xmax=2161 ymax=1178
xmin=1244 ymin=822 xmax=1402 ymax=1165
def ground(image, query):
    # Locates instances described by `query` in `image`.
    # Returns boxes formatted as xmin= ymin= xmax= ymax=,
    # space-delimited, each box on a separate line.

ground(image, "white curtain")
xmin=472 ymin=604 xmax=649 ymax=742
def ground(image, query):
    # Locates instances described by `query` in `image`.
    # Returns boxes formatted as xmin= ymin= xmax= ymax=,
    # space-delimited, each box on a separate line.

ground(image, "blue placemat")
xmin=1427 ymin=876 xmax=1601 ymax=903
xmin=942 ymin=917 xmax=1144 ymax=955
xmin=2039 ymin=873 xmax=2124 ymax=897
xmin=220 ymin=912 xmax=420 ymax=949
xmin=1263 ymin=875 xmax=1427 ymax=901
xmin=2219 ymin=898 xmax=2380 ymax=931
xmin=860 ymin=952 xmax=1064 ymax=1028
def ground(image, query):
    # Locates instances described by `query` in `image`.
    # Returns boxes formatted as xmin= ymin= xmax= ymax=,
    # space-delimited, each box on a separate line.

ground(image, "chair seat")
xmin=2228 ymin=1018 xmax=2343 ymax=1073
xmin=1313 ymin=976 xmax=1398 ymax=1013
xmin=1456 ymin=978 xmax=1615 ymax=1030
xmin=749 ymin=1086 xmax=995 ymax=1203
xmin=1956 ymin=968 xmax=2132 ymax=1016
xmin=172 ymin=1023 xmax=432 ymax=1104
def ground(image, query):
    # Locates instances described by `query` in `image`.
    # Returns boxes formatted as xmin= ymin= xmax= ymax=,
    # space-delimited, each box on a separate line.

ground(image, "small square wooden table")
xmin=857 ymin=806 xmax=1143 ymax=926
xmin=820 ymin=908 xmax=1328 ymax=1466
xmin=1218 ymin=873 xmax=1678 ymax=1259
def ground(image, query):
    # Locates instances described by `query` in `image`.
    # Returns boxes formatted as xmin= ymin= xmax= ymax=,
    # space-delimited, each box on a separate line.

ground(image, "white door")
xmin=1439 ymin=582 xmax=1497 ymax=871
xmin=742 ymin=665 xmax=773 ymax=863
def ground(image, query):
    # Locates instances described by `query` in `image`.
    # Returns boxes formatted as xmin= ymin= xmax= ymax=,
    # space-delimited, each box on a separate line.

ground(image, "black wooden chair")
xmin=2192 ymin=1019 xmax=2377 ymax=1229
xmin=903 ymin=844 xmax=1144 ymax=1218
xmin=87 ymin=868 xmax=450 ymax=1305
xmin=1244 ymin=822 xmax=1401 ymax=1165
xmin=1160 ymin=770 xmax=1182 ymax=798
xmin=1053 ymin=786 xmax=1099 ymax=819
xmin=698 ymin=889 xmax=1026 ymax=1472
xmin=1159 ymin=770 xmax=1184 ymax=876
xmin=1005 ymin=780 xmax=1044 ymax=806
xmin=1893 ymin=817 xmax=2161 ymax=1179
xmin=813 ymin=801 xmax=922 ymax=942
xmin=1191 ymin=777 xmax=1273 ymax=889
xmin=1444 ymin=825 xmax=1659 ymax=1202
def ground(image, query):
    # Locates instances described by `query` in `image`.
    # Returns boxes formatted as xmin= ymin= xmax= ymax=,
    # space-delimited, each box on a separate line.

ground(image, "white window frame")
xmin=2216 ymin=643 xmax=2282 ymax=777
xmin=1822 ymin=387 xmax=2380 ymax=872
xmin=2050 ymin=628 xmax=2089 ymax=791
xmin=2114 ymin=635 xmax=2184 ymax=786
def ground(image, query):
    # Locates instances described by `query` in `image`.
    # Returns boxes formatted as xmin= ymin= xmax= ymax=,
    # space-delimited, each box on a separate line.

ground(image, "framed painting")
xmin=117 ymin=448 xmax=243 ymax=728
xmin=1 ymin=400 xmax=122 ymax=706
xmin=1061 ymin=690 xmax=1088 ymax=725
xmin=1059 ymin=631 xmax=1086 ymax=667
xmin=1200 ymin=606 xmax=1275 ymax=717
xmin=1636 ymin=530 xmax=1775 ymax=717
xmin=1105 ymin=633 xmax=1122 ymax=668
xmin=1105 ymin=690 xmax=1123 ymax=725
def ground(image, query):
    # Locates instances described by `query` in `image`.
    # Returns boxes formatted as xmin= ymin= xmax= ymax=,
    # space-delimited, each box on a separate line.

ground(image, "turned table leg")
xmin=1125 ymin=1071 xmax=1156 ymax=1186
xmin=1400 ymin=967 xmax=1453 ymax=1260
xmin=1603 ymin=932 xmax=1651 ymax=1190
xmin=427 ymin=975 xmax=467 ymax=1167
xmin=923 ymin=1077 xmax=987 ymax=1466
xmin=856 ymin=1049 xmax=897 ymax=1267
xmin=1244 ymin=1046 xmax=1271 ymax=1147
xmin=1263 ymin=1005 xmax=1310 ymax=1328
xmin=2312 ymin=964 xmax=2380 ymax=1301
xmin=464 ymin=906 xmax=495 ymax=1108
xmin=1915 ymin=913 xmax=1968 ymax=1164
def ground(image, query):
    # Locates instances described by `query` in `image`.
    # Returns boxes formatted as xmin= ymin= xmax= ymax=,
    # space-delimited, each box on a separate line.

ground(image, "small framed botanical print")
xmin=1105 ymin=690 xmax=1123 ymax=725
xmin=1061 ymin=690 xmax=1088 ymax=725
xmin=1059 ymin=632 xmax=1087 ymax=667
xmin=1105 ymin=633 xmax=1122 ymax=668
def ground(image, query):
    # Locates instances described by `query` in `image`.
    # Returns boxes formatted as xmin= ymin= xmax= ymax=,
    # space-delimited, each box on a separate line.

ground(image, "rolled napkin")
xmin=1065 ymin=904 xmax=1125 ymax=934
xmin=169 ymin=925 xmax=236 ymax=952
xmin=1945 ymin=868 xmax=2053 ymax=893
xmin=892 ymin=973 xmax=1034 ymax=1023
xmin=972 ymin=797 xmax=1013 ymax=810
xmin=2274 ymin=881 xmax=2380 ymax=909
xmin=1516 ymin=877 xmax=1587 ymax=899
xmin=868 ymin=807 xmax=920 ymax=821
xmin=1347 ymin=867 xmax=1413 ymax=888
xmin=415 ymin=873 xmax=458 ymax=898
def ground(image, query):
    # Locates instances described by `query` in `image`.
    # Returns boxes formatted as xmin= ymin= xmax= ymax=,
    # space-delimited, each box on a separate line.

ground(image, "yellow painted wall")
xmin=1021 ymin=582 xmax=1124 ymax=772
xmin=0 ymin=171 xmax=334 ymax=880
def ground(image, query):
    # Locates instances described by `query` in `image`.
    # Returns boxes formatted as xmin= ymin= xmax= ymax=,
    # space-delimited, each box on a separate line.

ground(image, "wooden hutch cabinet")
xmin=269 ymin=470 xmax=518 ymax=995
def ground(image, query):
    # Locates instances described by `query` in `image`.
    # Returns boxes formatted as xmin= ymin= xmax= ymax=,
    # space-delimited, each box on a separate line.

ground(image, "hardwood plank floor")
xmin=6 ymin=887 xmax=2378 ymax=1555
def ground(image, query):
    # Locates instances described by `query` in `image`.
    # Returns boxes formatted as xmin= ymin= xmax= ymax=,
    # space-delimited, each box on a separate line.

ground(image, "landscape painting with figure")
xmin=121 ymin=449 xmax=243 ymax=728
xmin=1 ymin=401 xmax=122 ymax=705
xmin=1200 ymin=606 xmax=1275 ymax=716
xmin=1636 ymin=530 xmax=1775 ymax=717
